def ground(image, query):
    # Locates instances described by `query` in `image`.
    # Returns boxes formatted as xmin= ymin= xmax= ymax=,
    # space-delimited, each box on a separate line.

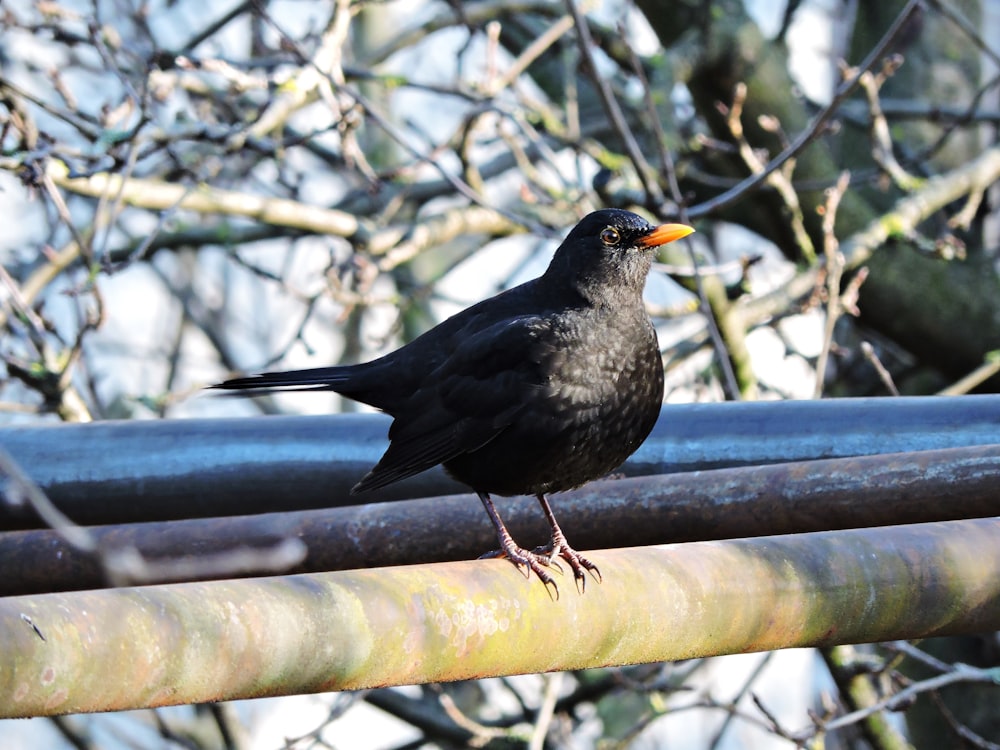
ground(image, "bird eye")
xmin=600 ymin=227 xmax=620 ymax=246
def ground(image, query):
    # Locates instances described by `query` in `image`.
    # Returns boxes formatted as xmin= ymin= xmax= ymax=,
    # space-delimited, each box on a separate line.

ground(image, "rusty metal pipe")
xmin=2 ymin=396 xmax=999 ymax=529
xmin=3 ymin=518 xmax=1000 ymax=718
xmin=0 ymin=444 xmax=997 ymax=596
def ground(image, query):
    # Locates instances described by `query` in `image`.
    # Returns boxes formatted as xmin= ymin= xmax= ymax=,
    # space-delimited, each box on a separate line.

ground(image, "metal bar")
xmin=3 ymin=518 xmax=1000 ymax=718
xmin=2 ymin=396 xmax=998 ymax=528
xmin=1 ymin=444 xmax=998 ymax=596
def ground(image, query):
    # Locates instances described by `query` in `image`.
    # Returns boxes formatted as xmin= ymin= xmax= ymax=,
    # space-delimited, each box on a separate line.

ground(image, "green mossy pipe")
xmin=3 ymin=518 xmax=1000 ymax=717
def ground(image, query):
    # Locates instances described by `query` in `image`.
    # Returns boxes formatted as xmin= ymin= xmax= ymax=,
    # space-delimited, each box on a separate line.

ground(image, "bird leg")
xmin=532 ymin=493 xmax=602 ymax=593
xmin=477 ymin=492 xmax=561 ymax=597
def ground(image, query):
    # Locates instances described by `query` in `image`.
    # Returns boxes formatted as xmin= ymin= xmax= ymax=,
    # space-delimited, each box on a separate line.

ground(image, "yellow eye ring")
xmin=600 ymin=227 xmax=620 ymax=246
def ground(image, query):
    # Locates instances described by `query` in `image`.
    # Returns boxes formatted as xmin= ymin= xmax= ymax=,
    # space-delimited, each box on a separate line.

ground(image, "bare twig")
xmin=529 ymin=672 xmax=563 ymax=750
xmin=0 ymin=448 xmax=96 ymax=553
xmin=725 ymin=82 xmax=816 ymax=263
xmin=798 ymin=660 xmax=1000 ymax=742
xmin=564 ymin=0 xmax=664 ymax=207
xmin=813 ymin=171 xmax=852 ymax=398
xmin=690 ymin=0 xmax=924 ymax=217
xmin=857 ymin=58 xmax=923 ymax=191
xmin=861 ymin=341 xmax=901 ymax=396
xmin=937 ymin=352 xmax=1000 ymax=396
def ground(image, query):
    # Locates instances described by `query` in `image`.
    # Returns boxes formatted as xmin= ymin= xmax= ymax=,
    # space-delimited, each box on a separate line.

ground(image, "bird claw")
xmin=481 ymin=545 xmax=562 ymax=599
xmin=532 ymin=542 xmax=601 ymax=594
xmin=481 ymin=538 xmax=600 ymax=597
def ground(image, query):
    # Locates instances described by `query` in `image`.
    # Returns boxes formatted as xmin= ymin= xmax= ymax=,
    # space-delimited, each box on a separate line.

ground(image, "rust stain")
xmin=43 ymin=687 xmax=68 ymax=712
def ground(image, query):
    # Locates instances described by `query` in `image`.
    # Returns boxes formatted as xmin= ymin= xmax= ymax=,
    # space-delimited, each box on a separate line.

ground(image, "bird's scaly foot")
xmin=532 ymin=533 xmax=601 ymax=594
xmin=530 ymin=493 xmax=602 ymax=593
xmin=480 ymin=544 xmax=563 ymax=598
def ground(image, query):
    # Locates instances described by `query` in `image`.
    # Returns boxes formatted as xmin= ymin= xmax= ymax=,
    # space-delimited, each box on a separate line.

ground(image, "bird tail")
xmin=211 ymin=366 xmax=355 ymax=394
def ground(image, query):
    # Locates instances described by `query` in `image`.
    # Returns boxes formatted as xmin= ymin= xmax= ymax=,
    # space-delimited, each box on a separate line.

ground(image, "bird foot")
xmin=479 ymin=544 xmax=563 ymax=598
xmin=531 ymin=541 xmax=601 ymax=594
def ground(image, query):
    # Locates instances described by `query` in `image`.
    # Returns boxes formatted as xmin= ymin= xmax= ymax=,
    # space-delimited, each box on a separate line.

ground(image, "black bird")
xmin=214 ymin=209 xmax=694 ymax=594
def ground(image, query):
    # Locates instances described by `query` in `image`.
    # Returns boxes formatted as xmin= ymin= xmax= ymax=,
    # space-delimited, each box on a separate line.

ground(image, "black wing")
xmin=352 ymin=315 xmax=554 ymax=492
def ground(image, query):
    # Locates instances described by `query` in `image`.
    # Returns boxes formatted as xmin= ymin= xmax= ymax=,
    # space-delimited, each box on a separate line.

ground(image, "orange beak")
xmin=636 ymin=223 xmax=695 ymax=249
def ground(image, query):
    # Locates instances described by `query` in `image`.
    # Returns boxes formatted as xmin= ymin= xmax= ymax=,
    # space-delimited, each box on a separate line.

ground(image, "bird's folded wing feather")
xmin=352 ymin=315 xmax=553 ymax=492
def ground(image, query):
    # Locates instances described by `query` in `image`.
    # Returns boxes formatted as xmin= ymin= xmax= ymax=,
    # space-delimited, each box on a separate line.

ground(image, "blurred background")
xmin=1 ymin=0 xmax=999 ymax=747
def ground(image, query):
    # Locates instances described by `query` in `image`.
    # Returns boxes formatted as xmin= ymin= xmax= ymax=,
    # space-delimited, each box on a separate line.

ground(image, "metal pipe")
xmin=2 ymin=396 xmax=998 ymax=528
xmin=4 ymin=518 xmax=1000 ymax=718
xmin=0 ymin=444 xmax=998 ymax=596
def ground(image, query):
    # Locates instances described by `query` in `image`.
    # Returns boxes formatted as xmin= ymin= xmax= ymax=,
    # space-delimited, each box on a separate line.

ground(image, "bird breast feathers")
xmin=421 ymin=312 xmax=646 ymax=418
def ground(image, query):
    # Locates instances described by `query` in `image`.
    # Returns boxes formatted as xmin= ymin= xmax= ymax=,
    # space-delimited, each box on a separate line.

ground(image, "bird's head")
xmin=543 ymin=208 xmax=695 ymax=304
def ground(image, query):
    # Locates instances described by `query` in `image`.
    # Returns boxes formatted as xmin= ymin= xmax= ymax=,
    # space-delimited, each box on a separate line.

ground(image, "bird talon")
xmin=484 ymin=542 xmax=562 ymax=596
xmin=552 ymin=543 xmax=601 ymax=593
xmin=541 ymin=576 xmax=560 ymax=601
xmin=529 ymin=547 xmax=564 ymax=574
